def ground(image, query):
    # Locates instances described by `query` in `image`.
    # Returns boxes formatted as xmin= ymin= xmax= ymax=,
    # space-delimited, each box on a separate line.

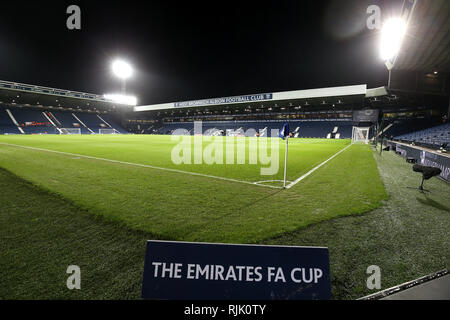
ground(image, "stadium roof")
xmin=0 ymin=80 xmax=134 ymax=112
xmin=134 ymin=84 xmax=372 ymax=113
xmin=389 ymin=0 xmax=450 ymax=73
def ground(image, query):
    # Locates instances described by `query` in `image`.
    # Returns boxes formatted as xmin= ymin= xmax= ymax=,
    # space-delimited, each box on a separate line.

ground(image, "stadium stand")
xmin=0 ymin=108 xmax=21 ymax=134
xmin=137 ymin=124 xmax=163 ymax=134
xmin=11 ymin=108 xmax=55 ymax=134
xmin=0 ymin=106 xmax=128 ymax=134
xmin=74 ymin=112 xmax=107 ymax=133
xmin=159 ymin=120 xmax=354 ymax=138
xmin=382 ymin=118 xmax=439 ymax=139
xmin=99 ymin=114 xmax=128 ymax=134
xmin=394 ymin=123 xmax=450 ymax=147
xmin=50 ymin=111 xmax=87 ymax=133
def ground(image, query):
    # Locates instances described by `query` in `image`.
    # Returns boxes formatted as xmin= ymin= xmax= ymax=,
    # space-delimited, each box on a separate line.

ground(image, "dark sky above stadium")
xmin=0 ymin=0 xmax=403 ymax=105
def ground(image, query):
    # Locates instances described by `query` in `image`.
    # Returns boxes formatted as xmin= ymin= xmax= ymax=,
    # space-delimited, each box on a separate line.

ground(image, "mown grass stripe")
xmin=286 ymin=143 xmax=353 ymax=189
xmin=0 ymin=142 xmax=282 ymax=189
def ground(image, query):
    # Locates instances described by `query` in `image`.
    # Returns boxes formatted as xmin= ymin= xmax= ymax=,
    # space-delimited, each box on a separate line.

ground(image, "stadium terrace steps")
xmin=42 ymin=111 xmax=61 ymax=133
xmin=71 ymin=113 xmax=95 ymax=134
xmin=75 ymin=112 xmax=109 ymax=133
xmin=10 ymin=108 xmax=55 ymax=134
xmin=0 ymin=109 xmax=21 ymax=134
xmin=0 ymin=106 xmax=128 ymax=134
xmin=98 ymin=114 xmax=128 ymax=134
xmin=50 ymin=111 xmax=89 ymax=134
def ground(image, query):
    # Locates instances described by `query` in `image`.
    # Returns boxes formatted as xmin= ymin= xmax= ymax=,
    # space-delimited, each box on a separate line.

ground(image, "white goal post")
xmin=352 ymin=127 xmax=370 ymax=144
xmin=99 ymin=128 xmax=119 ymax=134
xmin=59 ymin=128 xmax=81 ymax=135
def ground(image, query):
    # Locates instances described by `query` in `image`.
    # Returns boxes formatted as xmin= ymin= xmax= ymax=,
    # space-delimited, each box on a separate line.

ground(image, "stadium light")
xmin=104 ymin=93 xmax=137 ymax=106
xmin=379 ymin=17 xmax=407 ymax=61
xmin=111 ymin=59 xmax=133 ymax=94
xmin=112 ymin=59 xmax=133 ymax=80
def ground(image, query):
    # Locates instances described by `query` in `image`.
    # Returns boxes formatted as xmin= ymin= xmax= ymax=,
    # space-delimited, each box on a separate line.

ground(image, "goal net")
xmin=99 ymin=128 xmax=119 ymax=134
xmin=352 ymin=127 xmax=370 ymax=144
xmin=59 ymin=128 xmax=81 ymax=135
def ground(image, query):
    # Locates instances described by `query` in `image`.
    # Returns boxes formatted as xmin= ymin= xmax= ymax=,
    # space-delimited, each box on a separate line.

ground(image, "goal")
xmin=352 ymin=127 xmax=370 ymax=144
xmin=99 ymin=128 xmax=119 ymax=134
xmin=59 ymin=128 xmax=81 ymax=135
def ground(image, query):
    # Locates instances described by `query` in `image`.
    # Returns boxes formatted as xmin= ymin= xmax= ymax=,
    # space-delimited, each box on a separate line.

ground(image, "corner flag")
xmin=279 ymin=122 xmax=290 ymax=140
xmin=280 ymin=122 xmax=290 ymax=188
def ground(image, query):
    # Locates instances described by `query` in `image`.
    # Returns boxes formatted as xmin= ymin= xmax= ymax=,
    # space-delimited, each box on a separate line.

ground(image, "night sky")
xmin=0 ymin=0 xmax=403 ymax=105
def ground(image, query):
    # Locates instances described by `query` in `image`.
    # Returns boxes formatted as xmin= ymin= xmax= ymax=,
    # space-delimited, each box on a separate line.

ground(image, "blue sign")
xmin=174 ymin=93 xmax=273 ymax=108
xmin=141 ymin=240 xmax=331 ymax=300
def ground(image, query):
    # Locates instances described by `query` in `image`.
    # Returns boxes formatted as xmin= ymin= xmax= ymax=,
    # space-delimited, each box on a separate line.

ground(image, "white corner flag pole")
xmin=283 ymin=136 xmax=288 ymax=188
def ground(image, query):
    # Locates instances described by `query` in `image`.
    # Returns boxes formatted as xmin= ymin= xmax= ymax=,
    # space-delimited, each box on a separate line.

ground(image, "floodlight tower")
xmin=379 ymin=17 xmax=407 ymax=65
xmin=112 ymin=59 xmax=133 ymax=94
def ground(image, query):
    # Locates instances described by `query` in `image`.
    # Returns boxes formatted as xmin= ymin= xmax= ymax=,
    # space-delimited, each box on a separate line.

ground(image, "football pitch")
xmin=1 ymin=134 xmax=449 ymax=300
xmin=0 ymin=135 xmax=386 ymax=242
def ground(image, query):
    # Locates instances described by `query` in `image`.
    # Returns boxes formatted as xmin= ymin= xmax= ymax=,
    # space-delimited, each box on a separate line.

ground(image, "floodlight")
xmin=379 ymin=17 xmax=407 ymax=61
xmin=104 ymin=93 xmax=137 ymax=106
xmin=112 ymin=60 xmax=133 ymax=80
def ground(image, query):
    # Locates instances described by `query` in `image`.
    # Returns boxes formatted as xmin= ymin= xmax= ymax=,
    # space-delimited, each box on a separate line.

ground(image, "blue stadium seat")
xmin=73 ymin=112 xmax=106 ymax=133
xmin=99 ymin=114 xmax=128 ymax=134
xmin=0 ymin=108 xmax=21 ymax=134
xmin=394 ymin=123 xmax=450 ymax=147
xmin=9 ymin=108 xmax=55 ymax=134
xmin=0 ymin=106 xmax=128 ymax=134
xmin=159 ymin=120 xmax=354 ymax=138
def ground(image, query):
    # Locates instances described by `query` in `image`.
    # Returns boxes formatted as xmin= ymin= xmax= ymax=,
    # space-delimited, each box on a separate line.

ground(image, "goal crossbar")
xmin=352 ymin=127 xmax=370 ymax=144
xmin=59 ymin=128 xmax=81 ymax=135
xmin=99 ymin=128 xmax=119 ymax=134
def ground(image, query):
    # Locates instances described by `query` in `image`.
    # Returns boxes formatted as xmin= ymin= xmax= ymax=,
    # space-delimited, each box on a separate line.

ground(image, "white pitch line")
xmin=0 ymin=142 xmax=281 ymax=189
xmin=253 ymin=179 xmax=292 ymax=187
xmin=285 ymin=143 xmax=353 ymax=189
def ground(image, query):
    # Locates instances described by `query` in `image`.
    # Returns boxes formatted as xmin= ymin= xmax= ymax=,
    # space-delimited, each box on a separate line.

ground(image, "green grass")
xmin=0 ymin=135 xmax=448 ymax=299
xmin=0 ymin=167 xmax=149 ymax=299
xmin=0 ymin=135 xmax=386 ymax=242
xmin=264 ymin=148 xmax=450 ymax=299
xmin=0 ymin=135 xmax=348 ymax=182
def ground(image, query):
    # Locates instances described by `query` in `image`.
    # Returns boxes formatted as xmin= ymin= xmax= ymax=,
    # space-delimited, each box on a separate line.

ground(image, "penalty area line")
xmin=0 ymin=142 xmax=281 ymax=189
xmin=285 ymin=143 xmax=353 ymax=189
